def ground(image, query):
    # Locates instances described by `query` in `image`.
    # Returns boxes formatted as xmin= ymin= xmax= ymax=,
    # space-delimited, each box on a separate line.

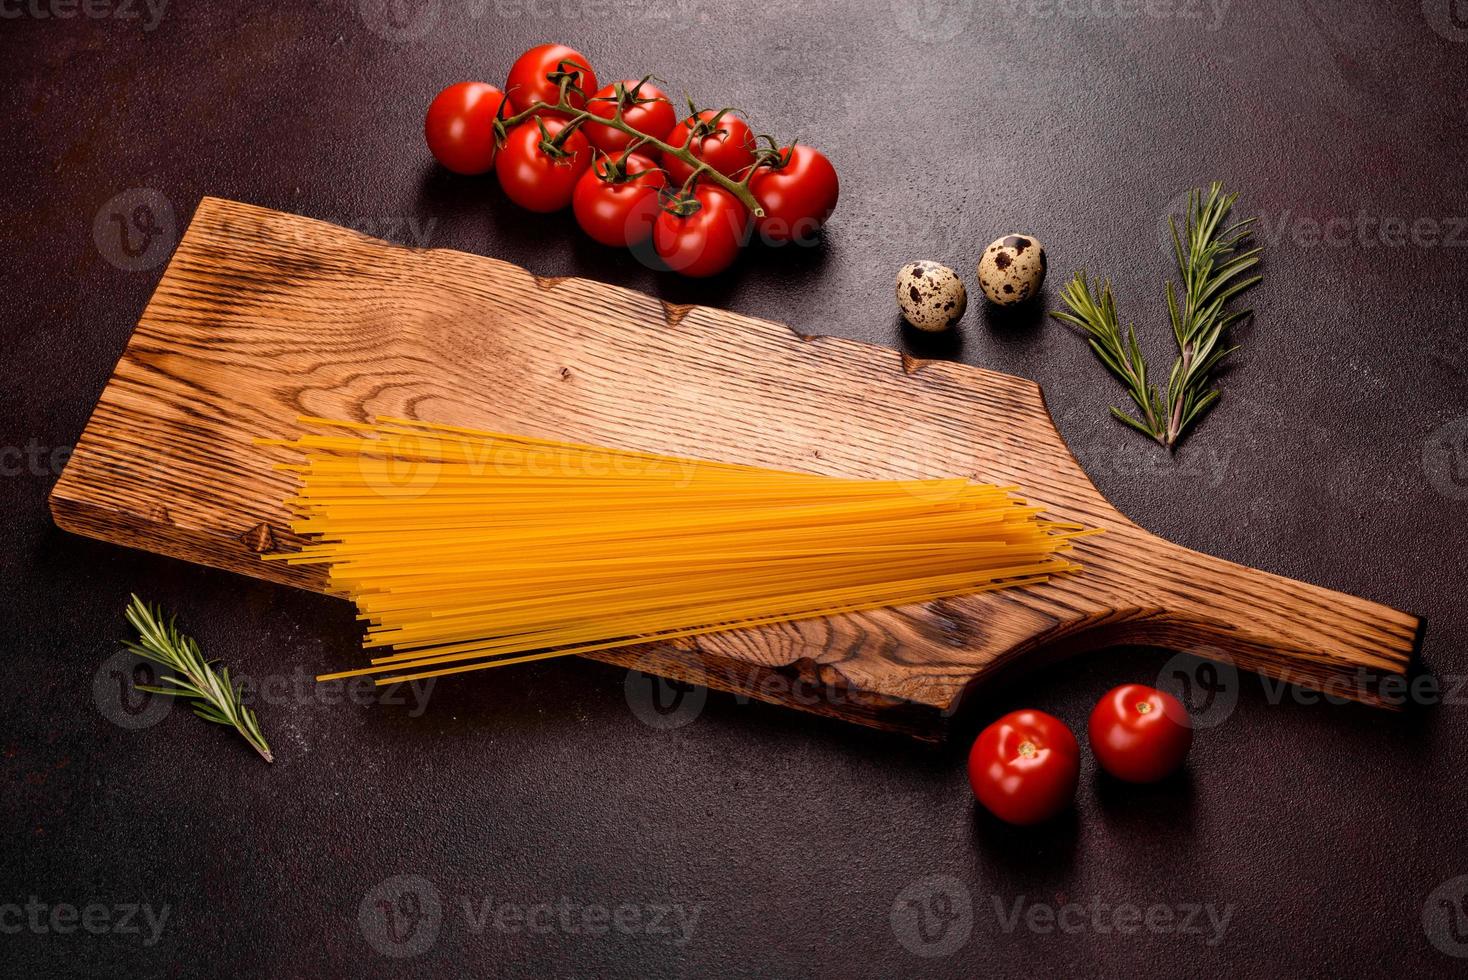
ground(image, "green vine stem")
xmin=495 ymin=86 xmax=766 ymax=217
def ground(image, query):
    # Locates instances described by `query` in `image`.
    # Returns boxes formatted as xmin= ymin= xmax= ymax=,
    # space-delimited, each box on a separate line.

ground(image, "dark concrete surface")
xmin=3 ymin=1 xmax=1467 ymax=977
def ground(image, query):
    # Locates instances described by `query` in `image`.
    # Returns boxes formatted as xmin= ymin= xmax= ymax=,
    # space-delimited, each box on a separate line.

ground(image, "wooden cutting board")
xmin=51 ymin=197 xmax=1423 ymax=739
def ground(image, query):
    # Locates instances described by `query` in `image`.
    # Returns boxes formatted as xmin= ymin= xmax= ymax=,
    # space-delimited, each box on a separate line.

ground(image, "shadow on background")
xmin=982 ymin=293 xmax=1049 ymax=338
xmin=900 ymin=318 xmax=965 ymax=360
xmin=970 ymin=801 xmax=1081 ymax=878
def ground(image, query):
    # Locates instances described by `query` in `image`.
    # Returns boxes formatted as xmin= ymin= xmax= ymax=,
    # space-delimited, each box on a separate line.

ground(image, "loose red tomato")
xmin=653 ymin=186 xmax=749 ymax=277
xmin=494 ymin=119 xmax=592 ymax=213
xmin=1088 ymin=684 xmax=1193 ymax=783
xmin=749 ymin=144 xmax=840 ymax=243
xmin=662 ymin=110 xmax=756 ymax=185
xmin=584 ymin=79 xmax=677 ymax=155
xmin=968 ymin=710 xmax=1080 ymax=825
xmin=573 ymin=153 xmax=668 ymax=247
xmin=423 ymin=81 xmax=511 ymax=175
xmin=506 ymin=43 xmax=598 ymax=117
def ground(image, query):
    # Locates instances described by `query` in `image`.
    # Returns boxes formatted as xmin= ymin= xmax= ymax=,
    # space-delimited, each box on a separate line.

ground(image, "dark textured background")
xmin=3 ymin=1 xmax=1468 ymax=977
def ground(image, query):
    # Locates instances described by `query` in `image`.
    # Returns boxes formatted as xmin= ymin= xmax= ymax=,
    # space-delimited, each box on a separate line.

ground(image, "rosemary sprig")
xmin=1053 ymin=272 xmax=1169 ymax=441
xmin=122 ymin=595 xmax=272 ymax=763
xmin=1052 ymin=182 xmax=1262 ymax=448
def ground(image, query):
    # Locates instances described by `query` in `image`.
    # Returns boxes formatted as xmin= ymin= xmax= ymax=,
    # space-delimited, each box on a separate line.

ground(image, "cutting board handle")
xmin=1070 ymin=525 xmax=1423 ymax=708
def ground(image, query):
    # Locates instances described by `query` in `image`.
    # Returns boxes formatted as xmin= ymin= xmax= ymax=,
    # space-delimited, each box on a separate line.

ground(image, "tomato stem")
xmin=593 ymin=142 xmax=655 ymax=185
xmin=499 ymin=94 xmax=766 ymax=217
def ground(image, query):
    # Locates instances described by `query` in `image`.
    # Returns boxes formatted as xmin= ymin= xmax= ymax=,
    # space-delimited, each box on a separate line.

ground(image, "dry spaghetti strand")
xmin=262 ymin=418 xmax=1093 ymax=685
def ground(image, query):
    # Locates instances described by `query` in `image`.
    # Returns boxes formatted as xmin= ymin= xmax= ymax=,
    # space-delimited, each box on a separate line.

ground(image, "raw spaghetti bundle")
xmin=263 ymin=417 xmax=1089 ymax=686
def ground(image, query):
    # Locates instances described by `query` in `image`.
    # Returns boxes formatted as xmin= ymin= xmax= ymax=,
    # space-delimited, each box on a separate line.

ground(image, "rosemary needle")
xmin=121 ymin=595 xmax=273 ymax=763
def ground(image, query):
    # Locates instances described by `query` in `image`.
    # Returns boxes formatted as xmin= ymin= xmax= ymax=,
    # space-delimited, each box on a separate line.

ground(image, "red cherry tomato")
xmin=584 ymin=80 xmax=677 ymax=155
xmin=506 ymin=44 xmax=598 ymax=117
xmin=1088 ymin=684 xmax=1193 ymax=783
xmin=968 ymin=710 xmax=1080 ymax=826
xmin=662 ymin=110 xmax=756 ymax=185
xmin=653 ymin=186 xmax=749 ymax=277
xmin=749 ymin=144 xmax=840 ymax=243
xmin=423 ymin=82 xmax=511 ymax=175
xmin=573 ymin=153 xmax=669 ymax=248
xmin=494 ymin=119 xmax=592 ymax=213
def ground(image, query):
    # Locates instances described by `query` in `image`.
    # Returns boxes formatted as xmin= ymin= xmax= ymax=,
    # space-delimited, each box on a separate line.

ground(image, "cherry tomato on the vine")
xmin=423 ymin=81 xmax=511 ymax=175
xmin=749 ymin=144 xmax=840 ymax=244
xmin=662 ymin=109 xmax=756 ymax=185
xmin=653 ymin=186 xmax=750 ymax=277
xmin=584 ymin=80 xmax=677 ymax=155
xmin=573 ymin=153 xmax=669 ymax=248
xmin=1088 ymin=684 xmax=1193 ymax=783
xmin=968 ymin=709 xmax=1080 ymax=826
xmin=494 ymin=119 xmax=592 ymax=213
xmin=506 ymin=43 xmax=598 ymax=117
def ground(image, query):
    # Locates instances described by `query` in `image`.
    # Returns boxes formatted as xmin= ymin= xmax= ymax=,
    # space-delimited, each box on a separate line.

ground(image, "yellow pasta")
xmin=263 ymin=417 xmax=1092 ymax=686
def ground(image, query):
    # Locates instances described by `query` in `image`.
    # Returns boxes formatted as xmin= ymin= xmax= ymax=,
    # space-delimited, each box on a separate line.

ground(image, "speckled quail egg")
xmin=896 ymin=261 xmax=967 ymax=332
xmin=978 ymin=235 xmax=1047 ymax=305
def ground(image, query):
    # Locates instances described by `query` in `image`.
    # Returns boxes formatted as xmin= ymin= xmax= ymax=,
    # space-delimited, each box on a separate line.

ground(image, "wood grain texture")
xmin=50 ymin=198 xmax=1423 ymax=739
